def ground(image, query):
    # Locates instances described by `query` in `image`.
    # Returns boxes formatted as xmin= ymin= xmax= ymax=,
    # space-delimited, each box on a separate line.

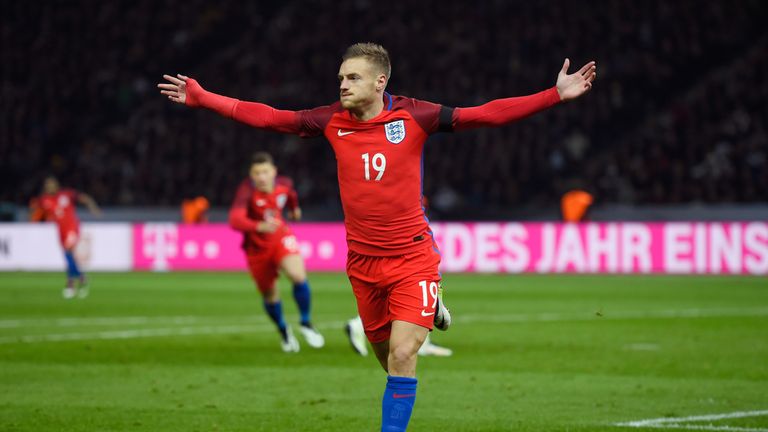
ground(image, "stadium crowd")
xmin=2 ymin=0 xmax=766 ymax=218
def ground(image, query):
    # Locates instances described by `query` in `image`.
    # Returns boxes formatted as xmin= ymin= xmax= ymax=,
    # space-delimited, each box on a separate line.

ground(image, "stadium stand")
xmin=2 ymin=0 xmax=766 ymax=219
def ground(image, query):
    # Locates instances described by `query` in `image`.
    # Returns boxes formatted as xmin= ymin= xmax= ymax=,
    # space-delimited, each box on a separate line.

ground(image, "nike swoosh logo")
xmin=421 ymin=310 xmax=435 ymax=317
xmin=337 ymin=129 xmax=356 ymax=136
xmin=393 ymin=393 xmax=416 ymax=399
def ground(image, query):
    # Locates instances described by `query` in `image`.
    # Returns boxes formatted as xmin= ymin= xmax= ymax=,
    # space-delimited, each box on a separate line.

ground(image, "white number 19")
xmin=419 ymin=280 xmax=439 ymax=308
xmin=361 ymin=152 xmax=386 ymax=181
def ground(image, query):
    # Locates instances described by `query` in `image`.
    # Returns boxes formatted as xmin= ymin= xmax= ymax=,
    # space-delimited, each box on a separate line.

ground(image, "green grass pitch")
xmin=1 ymin=272 xmax=767 ymax=431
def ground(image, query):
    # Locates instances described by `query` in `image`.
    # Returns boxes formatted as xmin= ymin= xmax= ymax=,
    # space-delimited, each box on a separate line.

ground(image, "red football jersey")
xmin=229 ymin=177 xmax=297 ymax=252
xmin=38 ymin=189 xmax=80 ymax=230
xmin=191 ymin=78 xmax=560 ymax=256
xmin=292 ymin=94 xmax=449 ymax=256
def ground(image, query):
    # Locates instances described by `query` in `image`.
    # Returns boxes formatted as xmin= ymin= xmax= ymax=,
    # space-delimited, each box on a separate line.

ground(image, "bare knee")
xmin=286 ymin=271 xmax=306 ymax=284
xmin=390 ymin=344 xmax=416 ymax=365
xmin=388 ymin=343 xmax=418 ymax=376
xmin=262 ymin=288 xmax=279 ymax=303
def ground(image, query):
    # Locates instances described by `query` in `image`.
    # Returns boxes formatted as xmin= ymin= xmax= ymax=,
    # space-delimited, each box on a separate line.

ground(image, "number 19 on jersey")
xmin=362 ymin=152 xmax=386 ymax=181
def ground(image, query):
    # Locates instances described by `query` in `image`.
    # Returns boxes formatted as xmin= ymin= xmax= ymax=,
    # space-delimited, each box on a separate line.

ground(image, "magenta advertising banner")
xmin=133 ymin=223 xmax=348 ymax=271
xmin=133 ymin=222 xmax=768 ymax=275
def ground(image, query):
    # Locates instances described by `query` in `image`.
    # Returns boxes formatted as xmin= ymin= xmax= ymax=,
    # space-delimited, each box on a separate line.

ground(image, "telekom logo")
xmin=142 ymin=224 xmax=178 ymax=271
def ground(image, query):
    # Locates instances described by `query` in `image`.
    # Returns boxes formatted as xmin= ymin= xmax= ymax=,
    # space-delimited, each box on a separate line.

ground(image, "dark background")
xmin=2 ymin=0 xmax=766 ymax=220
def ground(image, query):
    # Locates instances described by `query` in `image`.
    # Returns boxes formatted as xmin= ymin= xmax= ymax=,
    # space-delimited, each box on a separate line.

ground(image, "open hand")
xmin=157 ymin=74 xmax=191 ymax=105
xmin=556 ymin=59 xmax=597 ymax=101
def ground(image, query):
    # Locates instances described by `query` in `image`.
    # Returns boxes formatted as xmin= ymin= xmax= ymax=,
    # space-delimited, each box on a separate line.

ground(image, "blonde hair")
xmin=342 ymin=42 xmax=391 ymax=79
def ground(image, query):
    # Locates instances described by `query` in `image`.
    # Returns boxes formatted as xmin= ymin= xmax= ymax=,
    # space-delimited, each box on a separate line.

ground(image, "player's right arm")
xmin=158 ymin=74 xmax=325 ymax=136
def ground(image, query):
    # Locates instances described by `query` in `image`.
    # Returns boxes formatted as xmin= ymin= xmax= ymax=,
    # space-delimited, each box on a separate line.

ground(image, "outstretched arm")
xmin=77 ymin=193 xmax=102 ymax=217
xmin=555 ymin=59 xmax=596 ymax=101
xmin=158 ymin=74 xmax=301 ymax=134
xmin=453 ymin=59 xmax=596 ymax=131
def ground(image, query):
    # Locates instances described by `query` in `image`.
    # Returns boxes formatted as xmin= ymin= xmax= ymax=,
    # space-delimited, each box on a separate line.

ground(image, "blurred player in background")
xmin=160 ymin=42 xmax=595 ymax=431
xmin=30 ymin=176 xmax=101 ymax=299
xmin=229 ymin=152 xmax=324 ymax=353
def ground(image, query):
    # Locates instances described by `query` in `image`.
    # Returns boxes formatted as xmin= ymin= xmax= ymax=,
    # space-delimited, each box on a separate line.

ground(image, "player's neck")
xmin=254 ymin=182 xmax=274 ymax=194
xmin=349 ymin=94 xmax=385 ymax=121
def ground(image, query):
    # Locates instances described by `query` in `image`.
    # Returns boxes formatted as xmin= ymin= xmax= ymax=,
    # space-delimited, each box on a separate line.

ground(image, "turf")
xmin=0 ymin=272 xmax=767 ymax=431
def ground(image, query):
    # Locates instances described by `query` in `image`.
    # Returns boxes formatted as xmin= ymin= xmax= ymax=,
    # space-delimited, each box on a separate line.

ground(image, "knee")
xmin=388 ymin=343 xmax=417 ymax=369
xmin=261 ymin=288 xmax=279 ymax=302
xmin=288 ymin=271 xmax=307 ymax=284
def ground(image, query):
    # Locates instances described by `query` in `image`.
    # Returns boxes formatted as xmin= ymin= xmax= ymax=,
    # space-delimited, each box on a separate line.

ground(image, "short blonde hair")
xmin=342 ymin=42 xmax=391 ymax=79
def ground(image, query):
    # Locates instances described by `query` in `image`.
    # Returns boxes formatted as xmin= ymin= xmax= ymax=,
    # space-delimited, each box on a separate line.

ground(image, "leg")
xmin=386 ymin=320 xmax=428 ymax=377
xmin=279 ymin=254 xmax=311 ymax=325
xmin=279 ymin=247 xmax=324 ymax=348
xmin=345 ymin=315 xmax=369 ymax=356
xmin=62 ymin=231 xmax=81 ymax=299
xmin=347 ymin=251 xmax=389 ymax=361
xmin=371 ymin=339 xmax=390 ymax=372
xmin=378 ymin=247 xmax=442 ymax=432
xmin=259 ymin=283 xmax=287 ymax=335
xmin=370 ymin=320 xmax=429 ymax=374
xmin=379 ymin=321 xmax=428 ymax=432
xmin=246 ymin=253 xmax=298 ymax=352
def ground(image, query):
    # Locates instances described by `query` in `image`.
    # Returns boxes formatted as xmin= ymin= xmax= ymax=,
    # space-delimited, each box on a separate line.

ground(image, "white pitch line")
xmin=0 ymin=324 xmax=270 ymax=344
xmin=457 ymin=307 xmax=768 ymax=324
xmin=1 ymin=307 xmax=766 ymax=330
xmin=0 ymin=320 xmax=345 ymax=345
xmin=0 ymin=316 xmax=205 ymax=328
xmin=616 ymin=410 xmax=768 ymax=432
xmin=2 ymin=307 xmax=768 ymax=345
xmin=637 ymin=426 xmax=768 ymax=432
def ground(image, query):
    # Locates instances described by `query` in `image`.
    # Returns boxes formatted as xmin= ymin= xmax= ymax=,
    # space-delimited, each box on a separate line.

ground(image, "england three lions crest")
xmin=384 ymin=120 xmax=406 ymax=144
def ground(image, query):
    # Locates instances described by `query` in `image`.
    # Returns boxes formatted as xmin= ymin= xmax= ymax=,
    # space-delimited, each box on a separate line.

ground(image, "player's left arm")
xmin=452 ymin=59 xmax=596 ymax=131
xmin=286 ymin=185 xmax=301 ymax=221
xmin=288 ymin=206 xmax=302 ymax=221
xmin=276 ymin=176 xmax=302 ymax=221
xmin=77 ymin=193 xmax=102 ymax=217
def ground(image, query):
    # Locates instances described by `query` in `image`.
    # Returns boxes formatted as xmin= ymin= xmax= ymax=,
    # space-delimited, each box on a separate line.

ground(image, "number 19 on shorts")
xmin=419 ymin=280 xmax=439 ymax=310
xmin=361 ymin=153 xmax=386 ymax=181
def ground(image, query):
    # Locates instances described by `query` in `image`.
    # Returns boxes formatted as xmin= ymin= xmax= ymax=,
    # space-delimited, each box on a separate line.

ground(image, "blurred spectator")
xmin=181 ymin=196 xmax=209 ymax=224
xmin=2 ymin=0 xmax=766 ymax=219
xmin=561 ymin=190 xmax=594 ymax=222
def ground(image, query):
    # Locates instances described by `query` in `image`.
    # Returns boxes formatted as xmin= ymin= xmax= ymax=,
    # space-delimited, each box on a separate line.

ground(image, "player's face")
xmin=43 ymin=177 xmax=59 ymax=194
xmin=249 ymin=162 xmax=277 ymax=192
xmin=338 ymin=57 xmax=386 ymax=110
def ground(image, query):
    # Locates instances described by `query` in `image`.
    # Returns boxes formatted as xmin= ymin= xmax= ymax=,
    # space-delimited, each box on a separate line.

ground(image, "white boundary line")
xmin=0 ymin=321 xmax=345 ymax=345
xmin=1 ymin=307 xmax=767 ymax=345
xmin=2 ymin=307 xmax=767 ymax=328
xmin=615 ymin=410 xmax=768 ymax=432
xmin=457 ymin=307 xmax=768 ymax=324
xmin=0 ymin=316 xmax=203 ymax=328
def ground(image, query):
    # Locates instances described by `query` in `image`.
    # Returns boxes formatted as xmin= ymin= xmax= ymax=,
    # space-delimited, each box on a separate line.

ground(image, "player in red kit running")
xmin=159 ymin=43 xmax=596 ymax=431
xmin=32 ymin=176 xmax=101 ymax=299
xmin=229 ymin=152 xmax=324 ymax=352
